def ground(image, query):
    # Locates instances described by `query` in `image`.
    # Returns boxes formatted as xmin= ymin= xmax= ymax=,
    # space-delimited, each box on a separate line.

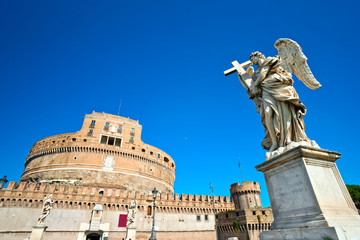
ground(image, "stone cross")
xmin=224 ymin=60 xmax=253 ymax=90
xmin=224 ymin=60 xmax=262 ymax=112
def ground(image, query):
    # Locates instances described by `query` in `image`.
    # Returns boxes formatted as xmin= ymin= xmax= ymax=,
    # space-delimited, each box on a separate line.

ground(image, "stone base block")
xmin=260 ymin=226 xmax=360 ymax=240
xmin=125 ymin=227 xmax=136 ymax=240
xmin=29 ymin=225 xmax=47 ymax=240
xmin=256 ymin=146 xmax=360 ymax=240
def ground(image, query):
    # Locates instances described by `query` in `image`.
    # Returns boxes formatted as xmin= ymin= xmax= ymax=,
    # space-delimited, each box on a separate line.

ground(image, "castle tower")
xmin=230 ymin=181 xmax=262 ymax=209
xmin=21 ymin=111 xmax=176 ymax=194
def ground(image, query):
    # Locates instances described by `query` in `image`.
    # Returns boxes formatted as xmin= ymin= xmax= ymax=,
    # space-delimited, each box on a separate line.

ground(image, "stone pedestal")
xmin=29 ymin=225 xmax=47 ymax=240
xmin=125 ymin=226 xmax=136 ymax=240
xmin=255 ymin=146 xmax=360 ymax=240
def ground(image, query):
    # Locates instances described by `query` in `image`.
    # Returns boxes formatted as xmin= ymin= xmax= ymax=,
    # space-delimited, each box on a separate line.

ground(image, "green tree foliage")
xmin=233 ymin=220 xmax=240 ymax=232
xmin=346 ymin=185 xmax=360 ymax=209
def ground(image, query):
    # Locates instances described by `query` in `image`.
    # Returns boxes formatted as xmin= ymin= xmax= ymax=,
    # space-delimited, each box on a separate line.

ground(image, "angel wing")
xmin=274 ymin=38 xmax=321 ymax=90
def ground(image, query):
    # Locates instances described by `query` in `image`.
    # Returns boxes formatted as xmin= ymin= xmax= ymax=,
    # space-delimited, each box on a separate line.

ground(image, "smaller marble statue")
xmin=37 ymin=195 xmax=54 ymax=226
xmin=126 ymin=200 xmax=137 ymax=227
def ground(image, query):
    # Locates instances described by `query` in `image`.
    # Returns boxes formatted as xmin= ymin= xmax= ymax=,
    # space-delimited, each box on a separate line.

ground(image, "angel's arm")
xmin=253 ymin=65 xmax=269 ymax=88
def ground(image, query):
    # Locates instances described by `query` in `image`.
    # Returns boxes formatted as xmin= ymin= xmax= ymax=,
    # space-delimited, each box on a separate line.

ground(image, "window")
xmin=164 ymin=157 xmax=169 ymax=162
xmin=205 ymin=215 xmax=209 ymax=221
xmin=118 ymin=125 xmax=123 ymax=133
xmin=262 ymin=211 xmax=266 ymax=215
xmin=150 ymin=151 xmax=153 ymax=155
xmin=104 ymin=122 xmax=110 ymax=130
xmin=73 ymin=156 xmax=77 ymax=160
xmin=132 ymin=147 xmax=135 ymax=150
xmin=216 ymin=215 xmax=218 ymax=219
xmin=100 ymin=135 xmax=107 ymax=144
xmin=90 ymin=120 xmax=96 ymax=128
xmin=108 ymin=137 xmax=115 ymax=145
xmin=147 ymin=206 xmax=152 ymax=215
xmin=100 ymin=135 xmax=122 ymax=147
xmin=88 ymin=130 xmax=93 ymax=136
xmin=83 ymin=139 xmax=87 ymax=142
xmin=130 ymin=137 xmax=134 ymax=143
xmin=142 ymin=149 xmax=145 ymax=153
xmin=225 ymin=214 xmax=228 ymax=219
xmin=196 ymin=215 xmax=201 ymax=221
xmin=130 ymin=128 xmax=135 ymax=136
xmin=52 ymin=141 xmax=55 ymax=144
xmin=236 ymin=212 xmax=239 ymax=216
xmin=253 ymin=211 xmax=256 ymax=216
xmin=99 ymin=190 xmax=104 ymax=196
xmin=157 ymin=153 xmax=161 ymax=159
xmin=72 ymin=138 xmax=76 ymax=142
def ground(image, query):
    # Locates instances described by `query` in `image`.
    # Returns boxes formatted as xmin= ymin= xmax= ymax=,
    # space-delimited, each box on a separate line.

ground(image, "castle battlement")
xmin=0 ymin=181 xmax=233 ymax=214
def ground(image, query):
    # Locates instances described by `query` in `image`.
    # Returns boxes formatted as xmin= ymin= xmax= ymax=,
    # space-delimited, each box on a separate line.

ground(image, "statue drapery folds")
xmin=225 ymin=38 xmax=321 ymax=153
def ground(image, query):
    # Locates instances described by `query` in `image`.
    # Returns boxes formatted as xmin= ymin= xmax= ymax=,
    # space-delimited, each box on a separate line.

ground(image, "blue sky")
xmin=1 ymin=0 xmax=359 ymax=207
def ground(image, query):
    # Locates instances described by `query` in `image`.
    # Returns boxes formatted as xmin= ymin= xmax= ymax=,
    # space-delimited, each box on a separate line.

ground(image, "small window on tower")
xmin=118 ymin=125 xmax=123 ymax=133
xmin=90 ymin=120 xmax=96 ymax=128
xmin=130 ymin=128 xmax=135 ymax=136
xmin=130 ymin=137 xmax=134 ymax=143
xmin=157 ymin=153 xmax=161 ymax=159
xmin=104 ymin=122 xmax=110 ymax=130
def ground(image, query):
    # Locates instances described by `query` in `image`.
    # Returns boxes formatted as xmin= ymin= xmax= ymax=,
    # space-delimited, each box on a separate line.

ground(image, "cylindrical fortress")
xmin=230 ymin=181 xmax=262 ymax=209
xmin=21 ymin=111 xmax=175 ymax=194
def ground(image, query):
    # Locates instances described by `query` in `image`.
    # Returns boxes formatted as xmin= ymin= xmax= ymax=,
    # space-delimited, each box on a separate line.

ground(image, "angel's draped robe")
xmin=255 ymin=57 xmax=310 ymax=150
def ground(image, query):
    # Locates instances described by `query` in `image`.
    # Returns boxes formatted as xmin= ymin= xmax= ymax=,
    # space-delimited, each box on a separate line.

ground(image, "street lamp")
xmin=0 ymin=176 xmax=8 ymax=189
xmin=149 ymin=187 xmax=158 ymax=240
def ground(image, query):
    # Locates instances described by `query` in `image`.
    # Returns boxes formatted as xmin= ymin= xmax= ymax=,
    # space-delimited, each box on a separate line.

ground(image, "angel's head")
xmin=250 ymin=51 xmax=265 ymax=65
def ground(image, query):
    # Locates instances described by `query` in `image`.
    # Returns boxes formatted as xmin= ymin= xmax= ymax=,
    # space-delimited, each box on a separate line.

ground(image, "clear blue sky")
xmin=1 ymin=0 xmax=359 ymax=207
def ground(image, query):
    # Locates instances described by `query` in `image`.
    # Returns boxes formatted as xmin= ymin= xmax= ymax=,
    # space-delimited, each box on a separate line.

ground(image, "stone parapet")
xmin=0 ymin=181 xmax=234 ymax=214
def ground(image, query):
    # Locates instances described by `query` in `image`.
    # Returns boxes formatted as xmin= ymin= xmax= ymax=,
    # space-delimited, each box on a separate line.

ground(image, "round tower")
xmin=21 ymin=111 xmax=176 ymax=194
xmin=230 ymin=181 xmax=262 ymax=209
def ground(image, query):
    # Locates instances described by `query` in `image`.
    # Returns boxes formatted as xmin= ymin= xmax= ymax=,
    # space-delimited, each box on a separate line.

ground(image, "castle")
xmin=0 ymin=111 xmax=272 ymax=240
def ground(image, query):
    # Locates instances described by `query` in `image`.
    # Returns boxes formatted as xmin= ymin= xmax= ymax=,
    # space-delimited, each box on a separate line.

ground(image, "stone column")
xmin=29 ymin=225 xmax=47 ymax=240
xmin=256 ymin=146 xmax=360 ymax=240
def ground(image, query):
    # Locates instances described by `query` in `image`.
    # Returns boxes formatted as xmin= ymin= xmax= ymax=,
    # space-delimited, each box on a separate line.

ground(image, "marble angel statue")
xmin=37 ymin=195 xmax=54 ymax=226
xmin=126 ymin=200 xmax=137 ymax=227
xmin=225 ymin=38 xmax=321 ymax=153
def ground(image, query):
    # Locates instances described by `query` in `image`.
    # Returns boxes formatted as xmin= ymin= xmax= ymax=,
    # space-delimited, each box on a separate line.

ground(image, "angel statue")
xmin=225 ymin=38 xmax=321 ymax=154
xmin=126 ymin=200 xmax=137 ymax=227
xmin=37 ymin=195 xmax=54 ymax=226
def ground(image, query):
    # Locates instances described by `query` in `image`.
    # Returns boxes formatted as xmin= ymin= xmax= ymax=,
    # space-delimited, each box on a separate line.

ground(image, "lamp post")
xmin=149 ymin=187 xmax=158 ymax=240
xmin=0 ymin=176 xmax=8 ymax=189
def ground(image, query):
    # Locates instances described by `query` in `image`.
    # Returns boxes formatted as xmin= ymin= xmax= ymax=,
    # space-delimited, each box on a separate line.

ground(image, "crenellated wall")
xmin=0 ymin=181 xmax=233 ymax=213
xmin=0 ymin=181 xmax=234 ymax=240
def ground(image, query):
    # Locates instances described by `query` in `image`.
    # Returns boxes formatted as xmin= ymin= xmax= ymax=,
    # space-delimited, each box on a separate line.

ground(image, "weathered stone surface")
xmin=29 ymin=225 xmax=47 ymax=240
xmin=256 ymin=146 xmax=360 ymax=240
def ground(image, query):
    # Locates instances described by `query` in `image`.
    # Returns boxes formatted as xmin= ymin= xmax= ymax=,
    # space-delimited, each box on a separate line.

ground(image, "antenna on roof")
xmin=117 ymin=98 xmax=123 ymax=116
xmin=238 ymin=158 xmax=244 ymax=183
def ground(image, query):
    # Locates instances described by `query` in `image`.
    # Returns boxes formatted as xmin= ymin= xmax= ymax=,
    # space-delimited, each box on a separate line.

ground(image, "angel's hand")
xmin=247 ymin=87 xmax=261 ymax=99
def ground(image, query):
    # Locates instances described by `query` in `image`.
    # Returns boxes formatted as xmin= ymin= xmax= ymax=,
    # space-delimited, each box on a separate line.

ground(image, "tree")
xmin=346 ymin=185 xmax=360 ymax=209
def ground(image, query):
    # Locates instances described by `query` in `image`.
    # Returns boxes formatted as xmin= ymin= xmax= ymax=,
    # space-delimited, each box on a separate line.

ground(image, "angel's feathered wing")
xmin=274 ymin=38 xmax=321 ymax=90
